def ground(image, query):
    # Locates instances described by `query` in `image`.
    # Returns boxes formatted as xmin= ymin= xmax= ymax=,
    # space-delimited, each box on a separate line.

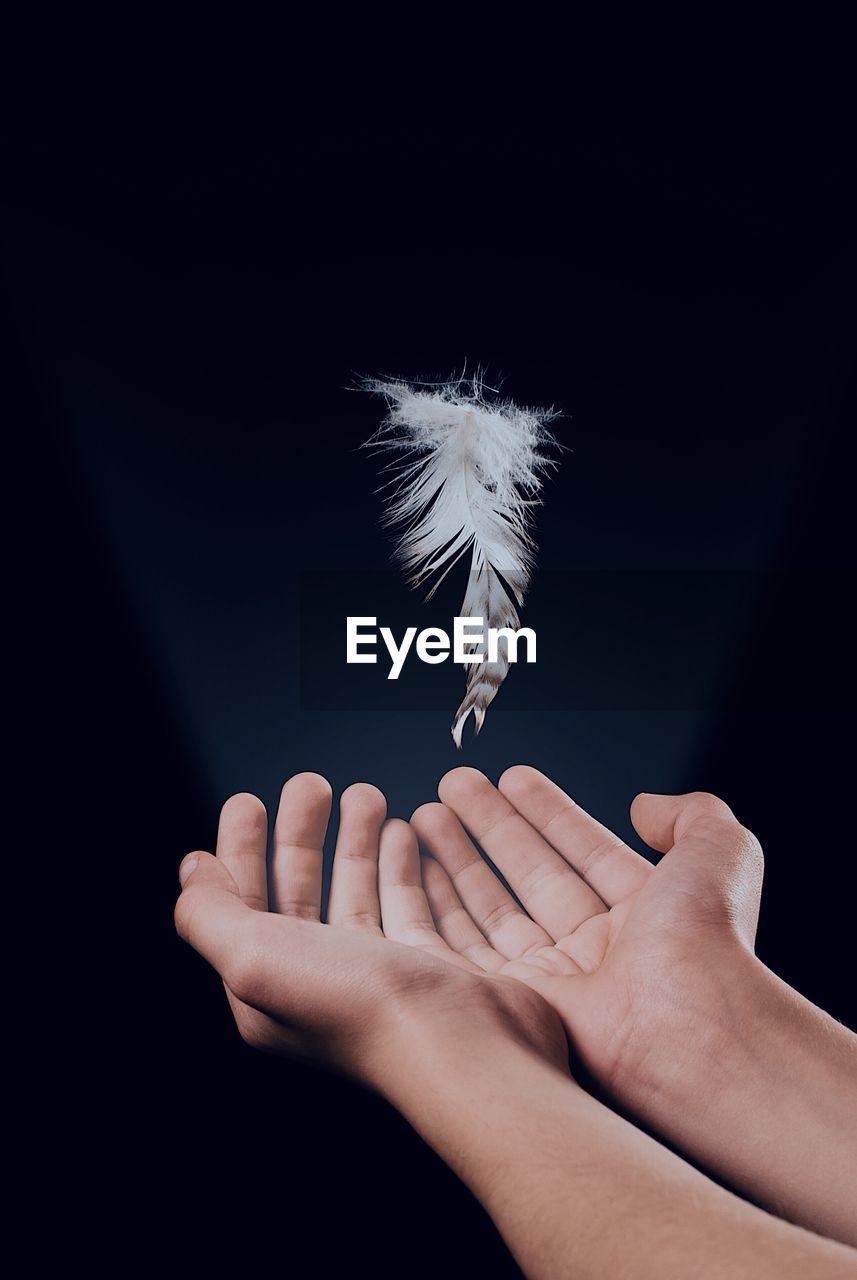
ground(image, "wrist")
xmin=612 ymin=944 xmax=770 ymax=1114
xmin=363 ymin=977 xmax=572 ymax=1107
xmin=632 ymin=947 xmax=845 ymax=1115
xmin=379 ymin=1009 xmax=584 ymax=1199
xmin=616 ymin=944 xmax=857 ymax=1243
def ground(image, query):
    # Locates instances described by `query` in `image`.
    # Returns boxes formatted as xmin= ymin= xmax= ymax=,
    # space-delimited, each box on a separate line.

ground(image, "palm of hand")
xmin=412 ymin=767 xmax=763 ymax=1090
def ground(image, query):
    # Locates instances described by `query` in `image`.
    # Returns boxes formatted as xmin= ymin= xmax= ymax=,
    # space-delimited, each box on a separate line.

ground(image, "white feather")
xmin=364 ymin=373 xmax=558 ymax=745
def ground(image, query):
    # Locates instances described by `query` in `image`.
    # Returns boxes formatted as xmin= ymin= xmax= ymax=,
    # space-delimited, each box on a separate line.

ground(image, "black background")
xmin=5 ymin=43 xmax=855 ymax=1277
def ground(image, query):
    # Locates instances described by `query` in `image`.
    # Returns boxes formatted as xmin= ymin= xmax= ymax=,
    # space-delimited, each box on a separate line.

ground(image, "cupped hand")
xmin=411 ymin=766 xmax=765 ymax=1106
xmin=175 ymin=772 xmax=567 ymax=1091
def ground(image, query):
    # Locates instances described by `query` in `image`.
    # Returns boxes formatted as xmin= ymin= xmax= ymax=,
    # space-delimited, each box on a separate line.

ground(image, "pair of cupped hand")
xmin=175 ymin=765 xmax=764 ymax=1104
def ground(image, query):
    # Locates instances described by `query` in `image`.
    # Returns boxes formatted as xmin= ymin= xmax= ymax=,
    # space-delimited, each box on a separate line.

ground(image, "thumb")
xmin=630 ymin=791 xmax=764 ymax=946
xmin=630 ymin=790 xmax=736 ymax=853
xmin=175 ymin=850 xmax=250 ymax=971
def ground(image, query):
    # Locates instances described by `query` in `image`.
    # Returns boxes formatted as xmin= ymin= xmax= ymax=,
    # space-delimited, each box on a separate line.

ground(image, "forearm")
xmin=378 ymin=1016 xmax=854 ymax=1280
xmin=627 ymin=950 xmax=857 ymax=1246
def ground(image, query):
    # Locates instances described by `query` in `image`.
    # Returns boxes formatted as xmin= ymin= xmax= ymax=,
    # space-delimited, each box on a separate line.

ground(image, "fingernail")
xmin=179 ymin=854 xmax=199 ymax=886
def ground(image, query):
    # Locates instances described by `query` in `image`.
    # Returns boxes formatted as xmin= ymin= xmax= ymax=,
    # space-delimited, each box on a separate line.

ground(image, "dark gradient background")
xmin=6 ymin=73 xmax=855 ymax=1276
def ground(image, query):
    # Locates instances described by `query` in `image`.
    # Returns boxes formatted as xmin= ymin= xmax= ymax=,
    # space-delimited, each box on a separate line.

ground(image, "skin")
xmin=412 ymin=766 xmax=857 ymax=1246
xmin=175 ymin=772 xmax=857 ymax=1277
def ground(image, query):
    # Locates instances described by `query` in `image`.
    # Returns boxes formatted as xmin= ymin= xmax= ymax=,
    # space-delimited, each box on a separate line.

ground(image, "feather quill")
xmin=364 ymin=374 xmax=558 ymax=746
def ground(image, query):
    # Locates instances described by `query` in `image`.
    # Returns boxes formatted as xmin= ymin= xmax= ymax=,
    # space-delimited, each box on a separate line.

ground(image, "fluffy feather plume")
xmin=364 ymin=374 xmax=558 ymax=746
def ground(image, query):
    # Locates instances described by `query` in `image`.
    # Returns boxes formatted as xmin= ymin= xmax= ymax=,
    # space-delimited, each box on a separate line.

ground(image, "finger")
xmin=216 ymin=792 xmax=269 ymax=910
xmin=327 ymin=783 xmax=386 ymax=932
xmin=175 ymin=850 xmax=253 ymax=971
xmin=271 ymin=772 xmax=332 ymax=919
xmin=499 ymin=766 xmax=652 ymax=905
xmin=438 ymin=769 xmax=606 ymax=937
xmin=210 ymin=793 xmax=272 ymax=1028
xmin=630 ymin=791 xmax=764 ymax=944
xmin=421 ymin=856 xmax=507 ymax=972
xmin=378 ymin=819 xmax=445 ymax=949
xmin=411 ymin=801 xmax=553 ymax=958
